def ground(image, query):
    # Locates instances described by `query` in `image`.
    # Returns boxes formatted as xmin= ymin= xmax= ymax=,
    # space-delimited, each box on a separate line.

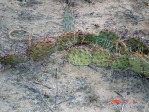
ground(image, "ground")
xmin=0 ymin=0 xmax=149 ymax=112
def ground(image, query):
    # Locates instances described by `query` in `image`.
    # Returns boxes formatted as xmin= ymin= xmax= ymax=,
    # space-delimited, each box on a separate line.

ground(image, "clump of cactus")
xmin=129 ymin=54 xmax=149 ymax=77
xmin=1 ymin=30 xmax=149 ymax=78
xmin=0 ymin=54 xmax=25 ymax=67
xmin=82 ymin=30 xmax=120 ymax=50
xmin=111 ymin=55 xmax=129 ymax=70
xmin=92 ymin=49 xmax=111 ymax=67
xmin=27 ymin=41 xmax=55 ymax=61
xmin=67 ymin=47 xmax=92 ymax=66
xmin=123 ymin=38 xmax=149 ymax=55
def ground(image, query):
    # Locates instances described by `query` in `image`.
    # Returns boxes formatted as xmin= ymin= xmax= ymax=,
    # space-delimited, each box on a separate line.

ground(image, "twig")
xmin=115 ymin=91 xmax=125 ymax=112
xmin=52 ymin=97 xmax=75 ymax=109
xmin=142 ymin=77 xmax=149 ymax=97
xmin=30 ymin=82 xmax=54 ymax=112
xmin=57 ymin=97 xmax=74 ymax=105
xmin=54 ymin=68 xmax=59 ymax=110
xmin=33 ymin=81 xmax=52 ymax=90
xmin=8 ymin=29 xmax=33 ymax=46
xmin=88 ymin=63 xmax=98 ymax=71
xmin=144 ymin=100 xmax=149 ymax=112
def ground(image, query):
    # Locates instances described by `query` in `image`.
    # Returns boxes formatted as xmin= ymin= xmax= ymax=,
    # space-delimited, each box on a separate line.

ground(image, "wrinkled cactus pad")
xmin=27 ymin=41 xmax=55 ymax=61
xmin=124 ymin=38 xmax=149 ymax=55
xmin=82 ymin=30 xmax=120 ymax=49
xmin=67 ymin=48 xmax=92 ymax=66
xmin=129 ymin=55 xmax=149 ymax=77
xmin=111 ymin=55 xmax=129 ymax=70
xmin=92 ymin=49 xmax=111 ymax=67
xmin=109 ymin=41 xmax=128 ymax=54
xmin=0 ymin=54 xmax=25 ymax=66
xmin=58 ymin=32 xmax=80 ymax=49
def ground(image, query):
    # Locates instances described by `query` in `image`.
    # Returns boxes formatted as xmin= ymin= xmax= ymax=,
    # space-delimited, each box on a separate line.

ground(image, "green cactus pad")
xmin=0 ymin=54 xmax=25 ymax=66
xmin=92 ymin=49 xmax=111 ymax=67
xmin=82 ymin=30 xmax=120 ymax=49
xmin=59 ymin=37 xmax=78 ymax=49
xmin=27 ymin=41 xmax=55 ymax=61
xmin=58 ymin=32 xmax=80 ymax=49
xmin=63 ymin=7 xmax=74 ymax=32
xmin=124 ymin=38 xmax=149 ymax=55
xmin=111 ymin=55 xmax=129 ymax=70
xmin=109 ymin=42 xmax=128 ymax=54
xmin=67 ymin=48 xmax=92 ymax=66
xmin=129 ymin=55 xmax=149 ymax=77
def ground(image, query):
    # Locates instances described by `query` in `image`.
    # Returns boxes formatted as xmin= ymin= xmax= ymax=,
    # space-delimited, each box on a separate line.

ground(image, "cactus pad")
xmin=58 ymin=32 xmax=80 ymax=49
xmin=63 ymin=7 xmax=74 ymax=32
xmin=92 ymin=49 xmax=111 ymax=67
xmin=27 ymin=41 xmax=55 ymax=61
xmin=109 ymin=41 xmax=128 ymax=54
xmin=111 ymin=55 xmax=129 ymax=70
xmin=0 ymin=54 xmax=25 ymax=67
xmin=124 ymin=38 xmax=149 ymax=55
xmin=67 ymin=48 xmax=92 ymax=66
xmin=129 ymin=55 xmax=149 ymax=77
xmin=82 ymin=30 xmax=120 ymax=49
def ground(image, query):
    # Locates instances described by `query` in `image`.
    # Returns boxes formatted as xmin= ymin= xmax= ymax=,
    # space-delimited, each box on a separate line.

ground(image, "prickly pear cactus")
xmin=67 ymin=48 xmax=92 ymax=66
xmin=27 ymin=41 xmax=54 ymax=61
xmin=111 ymin=55 xmax=129 ymax=70
xmin=124 ymin=38 xmax=149 ymax=55
xmin=92 ymin=49 xmax=111 ymax=67
xmin=82 ymin=30 xmax=120 ymax=50
xmin=63 ymin=7 xmax=74 ymax=32
xmin=0 ymin=54 xmax=25 ymax=67
xmin=129 ymin=54 xmax=149 ymax=77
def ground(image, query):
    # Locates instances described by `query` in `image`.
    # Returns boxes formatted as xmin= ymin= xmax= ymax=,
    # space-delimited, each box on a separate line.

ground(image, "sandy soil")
xmin=0 ymin=0 xmax=149 ymax=112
